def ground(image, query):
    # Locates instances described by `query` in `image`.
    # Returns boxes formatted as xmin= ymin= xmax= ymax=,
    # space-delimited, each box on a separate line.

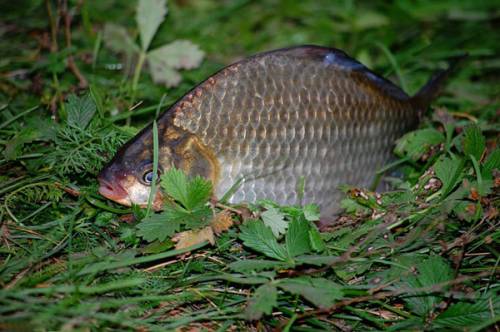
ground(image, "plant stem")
xmin=131 ymin=51 xmax=147 ymax=102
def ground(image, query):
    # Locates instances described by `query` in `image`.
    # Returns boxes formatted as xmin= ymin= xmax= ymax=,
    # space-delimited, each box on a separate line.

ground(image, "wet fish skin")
xmin=98 ymin=45 xmax=458 ymax=214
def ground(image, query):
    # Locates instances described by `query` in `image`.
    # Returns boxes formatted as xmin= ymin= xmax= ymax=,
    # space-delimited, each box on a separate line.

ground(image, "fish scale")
xmin=172 ymin=47 xmax=416 ymax=212
xmin=98 ymin=45 xmax=462 ymax=214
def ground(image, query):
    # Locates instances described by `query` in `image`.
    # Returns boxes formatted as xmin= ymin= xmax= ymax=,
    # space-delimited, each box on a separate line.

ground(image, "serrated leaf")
xmin=136 ymin=212 xmax=181 ymax=242
xmin=395 ymin=128 xmax=445 ymax=161
xmin=147 ymin=58 xmax=182 ymax=87
xmin=229 ymin=260 xmax=287 ymax=273
xmin=285 ymin=219 xmax=311 ymax=257
xmin=400 ymin=255 xmax=453 ymax=316
xmin=244 ymin=284 xmax=277 ymax=320
xmin=308 ymin=226 xmax=326 ymax=252
xmin=148 ymin=40 xmax=204 ymax=69
xmin=463 ymin=124 xmax=486 ymax=161
xmin=482 ymin=148 xmax=500 ymax=177
xmin=303 ymin=204 xmax=320 ymax=221
xmin=165 ymin=205 xmax=212 ymax=228
xmin=239 ymin=220 xmax=288 ymax=261
xmin=136 ymin=0 xmax=167 ymax=51
xmin=186 ymin=176 xmax=212 ymax=209
xmin=434 ymin=156 xmax=465 ymax=198
xmin=261 ymin=207 xmax=288 ymax=237
xmin=147 ymin=40 xmax=204 ymax=87
xmin=161 ymin=168 xmax=189 ymax=207
xmin=173 ymin=226 xmax=214 ymax=249
xmin=66 ymin=94 xmax=96 ymax=129
xmin=278 ymin=277 xmax=343 ymax=308
xmin=433 ymin=293 xmax=500 ymax=328
xmin=161 ymin=168 xmax=211 ymax=211
xmin=102 ymin=23 xmax=139 ymax=55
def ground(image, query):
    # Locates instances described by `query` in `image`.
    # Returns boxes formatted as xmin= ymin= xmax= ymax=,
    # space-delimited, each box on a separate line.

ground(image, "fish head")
xmin=98 ymin=128 xmax=165 ymax=210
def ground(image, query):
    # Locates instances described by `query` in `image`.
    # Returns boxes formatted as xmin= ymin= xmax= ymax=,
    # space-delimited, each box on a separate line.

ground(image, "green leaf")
xmin=186 ymin=176 xmax=212 ymax=210
xmin=102 ymin=23 xmax=139 ymax=55
xmin=229 ymin=260 xmax=288 ymax=273
xmin=136 ymin=212 xmax=181 ymax=242
xmin=308 ymin=225 xmax=326 ymax=252
xmin=261 ymin=207 xmax=288 ymax=237
xmin=165 ymin=205 xmax=212 ymax=229
xmin=161 ymin=168 xmax=212 ymax=210
xmin=434 ymin=156 xmax=465 ymax=198
xmin=239 ymin=220 xmax=288 ymax=261
xmin=399 ymin=255 xmax=453 ymax=316
xmin=278 ymin=277 xmax=343 ymax=308
xmin=147 ymin=40 xmax=204 ymax=87
xmin=66 ymin=94 xmax=96 ymax=130
xmin=395 ymin=128 xmax=445 ymax=161
xmin=434 ymin=293 xmax=500 ymax=329
xmin=136 ymin=0 xmax=167 ymax=51
xmin=161 ymin=168 xmax=189 ymax=207
xmin=285 ymin=219 xmax=311 ymax=257
xmin=482 ymin=148 xmax=500 ymax=177
xmin=463 ymin=124 xmax=486 ymax=161
xmin=244 ymin=284 xmax=277 ymax=320
xmin=303 ymin=204 xmax=320 ymax=221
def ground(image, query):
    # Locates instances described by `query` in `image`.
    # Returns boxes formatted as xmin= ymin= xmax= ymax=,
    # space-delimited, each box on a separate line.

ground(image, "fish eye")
xmin=142 ymin=169 xmax=160 ymax=185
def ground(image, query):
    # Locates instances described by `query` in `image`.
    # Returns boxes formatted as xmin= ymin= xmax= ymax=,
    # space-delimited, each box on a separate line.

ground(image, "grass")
xmin=0 ymin=0 xmax=499 ymax=331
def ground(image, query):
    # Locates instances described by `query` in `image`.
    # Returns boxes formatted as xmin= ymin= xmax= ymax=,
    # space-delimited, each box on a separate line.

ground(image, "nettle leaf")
xmin=303 ymin=204 xmax=320 ymax=221
xmin=66 ymin=94 xmax=96 ymax=130
xmin=308 ymin=225 xmax=326 ymax=252
xmin=400 ymin=255 xmax=453 ymax=316
xmin=278 ymin=277 xmax=343 ymax=309
xmin=285 ymin=219 xmax=311 ymax=257
xmin=239 ymin=220 xmax=288 ymax=261
xmin=395 ymin=128 xmax=445 ymax=161
xmin=482 ymin=148 xmax=500 ymax=177
xmin=244 ymin=284 xmax=278 ymax=321
xmin=136 ymin=212 xmax=181 ymax=242
xmin=165 ymin=205 xmax=212 ymax=229
xmin=136 ymin=0 xmax=167 ymax=51
xmin=102 ymin=23 xmax=139 ymax=55
xmin=161 ymin=168 xmax=189 ymax=206
xmin=462 ymin=124 xmax=486 ymax=161
xmin=433 ymin=293 xmax=500 ymax=329
xmin=148 ymin=40 xmax=204 ymax=69
xmin=147 ymin=41 xmax=204 ymax=87
xmin=434 ymin=156 xmax=465 ymax=198
xmin=186 ymin=176 xmax=212 ymax=209
xmin=161 ymin=168 xmax=212 ymax=210
xmin=261 ymin=207 xmax=288 ymax=237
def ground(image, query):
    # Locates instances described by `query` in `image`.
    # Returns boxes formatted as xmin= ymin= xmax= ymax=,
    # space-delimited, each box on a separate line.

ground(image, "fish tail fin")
xmin=410 ymin=53 xmax=468 ymax=112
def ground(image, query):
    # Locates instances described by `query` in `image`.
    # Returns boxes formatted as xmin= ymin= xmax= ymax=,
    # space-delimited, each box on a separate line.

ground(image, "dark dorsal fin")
xmin=410 ymin=54 xmax=468 ymax=111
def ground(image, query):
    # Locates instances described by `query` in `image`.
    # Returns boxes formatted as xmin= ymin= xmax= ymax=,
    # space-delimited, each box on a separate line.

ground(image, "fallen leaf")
xmin=173 ymin=227 xmax=214 ymax=249
xmin=211 ymin=211 xmax=233 ymax=234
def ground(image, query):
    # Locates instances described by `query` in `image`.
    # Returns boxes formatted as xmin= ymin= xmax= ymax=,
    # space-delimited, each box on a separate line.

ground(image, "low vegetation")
xmin=0 ymin=0 xmax=498 ymax=330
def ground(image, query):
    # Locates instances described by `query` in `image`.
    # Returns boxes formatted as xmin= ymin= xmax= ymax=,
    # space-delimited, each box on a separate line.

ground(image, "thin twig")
xmin=61 ymin=0 xmax=88 ymax=88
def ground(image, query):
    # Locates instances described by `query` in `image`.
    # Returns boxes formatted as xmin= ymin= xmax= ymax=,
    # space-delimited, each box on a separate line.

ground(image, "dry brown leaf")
xmin=173 ymin=227 xmax=214 ymax=249
xmin=210 ymin=211 xmax=234 ymax=234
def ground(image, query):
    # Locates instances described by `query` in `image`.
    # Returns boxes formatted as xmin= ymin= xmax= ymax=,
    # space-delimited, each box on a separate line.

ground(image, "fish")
xmin=98 ymin=45 xmax=461 ymax=214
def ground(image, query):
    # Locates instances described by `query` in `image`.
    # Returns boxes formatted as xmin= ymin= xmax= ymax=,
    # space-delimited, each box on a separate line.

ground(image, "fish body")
xmin=98 ymin=46 xmax=457 ymax=213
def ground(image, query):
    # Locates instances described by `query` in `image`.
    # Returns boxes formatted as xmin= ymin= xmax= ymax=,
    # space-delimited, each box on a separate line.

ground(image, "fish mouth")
xmin=98 ymin=177 xmax=131 ymax=206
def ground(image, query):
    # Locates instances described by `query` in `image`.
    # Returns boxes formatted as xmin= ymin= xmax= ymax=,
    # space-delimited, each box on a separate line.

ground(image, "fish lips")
xmin=98 ymin=176 xmax=130 ymax=205
xmin=98 ymin=176 xmax=165 ymax=211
